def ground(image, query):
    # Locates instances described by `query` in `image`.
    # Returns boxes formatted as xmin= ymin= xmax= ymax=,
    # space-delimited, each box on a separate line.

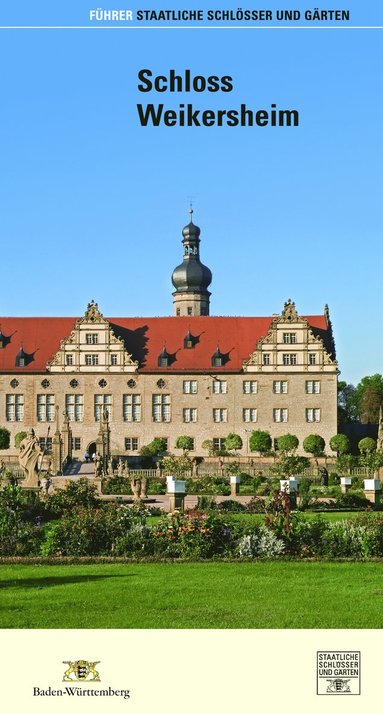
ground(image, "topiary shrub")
xmin=14 ymin=431 xmax=28 ymax=449
xmin=0 ymin=427 xmax=10 ymax=450
xmin=249 ymin=430 xmax=272 ymax=455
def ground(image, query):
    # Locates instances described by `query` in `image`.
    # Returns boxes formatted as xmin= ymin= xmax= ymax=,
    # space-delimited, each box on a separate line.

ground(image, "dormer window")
xmin=184 ymin=330 xmax=197 ymax=349
xmin=158 ymin=346 xmax=170 ymax=367
xmin=212 ymin=347 xmax=224 ymax=367
xmin=16 ymin=346 xmax=29 ymax=367
xmin=0 ymin=330 xmax=6 ymax=349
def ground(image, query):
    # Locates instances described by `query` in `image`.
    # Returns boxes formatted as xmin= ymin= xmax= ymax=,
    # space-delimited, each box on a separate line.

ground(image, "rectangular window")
xmin=273 ymin=381 xmax=288 ymax=394
xmin=125 ymin=437 xmax=139 ymax=451
xmin=308 ymin=353 xmax=317 ymax=365
xmin=94 ymin=394 xmax=112 ymax=421
xmin=283 ymin=354 xmax=297 ymax=365
xmin=6 ymin=394 xmax=24 ymax=422
xmin=283 ymin=332 xmax=296 ymax=344
xmin=65 ymin=394 xmax=84 ymax=422
xmin=305 ymin=380 xmax=320 ymax=394
xmin=243 ymin=408 xmax=257 ymax=422
xmin=37 ymin=394 xmax=55 ymax=422
xmin=85 ymin=354 xmax=99 ymax=366
xmin=212 ymin=380 xmax=227 ymax=394
xmin=86 ymin=333 xmax=98 ymax=345
xmin=39 ymin=437 xmax=52 ymax=453
xmin=71 ymin=437 xmax=81 ymax=451
xmin=213 ymin=408 xmax=227 ymax=422
xmin=273 ymin=408 xmax=288 ymax=423
xmin=110 ymin=354 xmax=118 ymax=366
xmin=213 ymin=437 xmax=226 ymax=451
xmin=152 ymin=394 xmax=171 ymax=422
xmin=243 ymin=380 xmax=257 ymax=394
xmin=123 ymin=394 xmax=141 ymax=422
xmin=183 ymin=380 xmax=198 ymax=394
xmin=65 ymin=354 xmax=73 ymax=366
xmin=306 ymin=408 xmax=321 ymax=422
xmin=262 ymin=353 xmax=270 ymax=365
xmin=183 ymin=408 xmax=197 ymax=422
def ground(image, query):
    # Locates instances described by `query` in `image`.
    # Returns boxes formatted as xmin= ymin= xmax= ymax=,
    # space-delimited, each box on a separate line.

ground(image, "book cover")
xmin=0 ymin=1 xmax=382 ymax=711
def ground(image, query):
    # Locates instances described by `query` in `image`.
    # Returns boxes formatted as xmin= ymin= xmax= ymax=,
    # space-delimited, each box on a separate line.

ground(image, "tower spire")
xmin=171 ymin=212 xmax=212 ymax=317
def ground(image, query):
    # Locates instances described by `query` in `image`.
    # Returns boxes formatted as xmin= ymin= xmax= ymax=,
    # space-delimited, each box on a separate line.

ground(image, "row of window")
xmin=213 ymin=408 xmax=321 ymax=423
xmin=65 ymin=353 xmax=119 ymax=366
xmin=185 ymin=380 xmax=321 ymax=394
xmin=4 ymin=381 xmax=322 ymax=422
xmin=262 ymin=353 xmax=318 ymax=365
xmin=5 ymin=392 xmax=321 ymax=424
xmin=40 ymin=436 xmax=142 ymax=453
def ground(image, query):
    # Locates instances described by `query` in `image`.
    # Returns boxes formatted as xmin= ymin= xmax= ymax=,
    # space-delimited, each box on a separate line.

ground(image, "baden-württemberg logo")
xmin=32 ymin=659 xmax=131 ymax=700
xmin=317 ymin=651 xmax=361 ymax=695
xmin=63 ymin=660 xmax=101 ymax=681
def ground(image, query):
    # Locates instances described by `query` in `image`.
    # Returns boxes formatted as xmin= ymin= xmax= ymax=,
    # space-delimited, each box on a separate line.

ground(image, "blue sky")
xmin=0 ymin=1 xmax=382 ymax=385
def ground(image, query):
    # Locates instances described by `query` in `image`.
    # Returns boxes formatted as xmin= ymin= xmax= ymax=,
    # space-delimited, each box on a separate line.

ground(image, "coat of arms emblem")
xmin=62 ymin=660 xmax=101 ymax=681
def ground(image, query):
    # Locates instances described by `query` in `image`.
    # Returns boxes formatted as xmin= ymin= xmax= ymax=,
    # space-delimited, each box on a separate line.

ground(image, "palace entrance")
xmin=88 ymin=441 xmax=97 ymax=458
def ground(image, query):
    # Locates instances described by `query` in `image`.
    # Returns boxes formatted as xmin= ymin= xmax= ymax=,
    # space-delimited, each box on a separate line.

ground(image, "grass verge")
xmin=1 ymin=560 xmax=383 ymax=629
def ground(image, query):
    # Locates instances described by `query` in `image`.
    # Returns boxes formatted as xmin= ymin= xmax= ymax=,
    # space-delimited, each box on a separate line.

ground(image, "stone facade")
xmin=0 ymin=217 xmax=339 ymax=466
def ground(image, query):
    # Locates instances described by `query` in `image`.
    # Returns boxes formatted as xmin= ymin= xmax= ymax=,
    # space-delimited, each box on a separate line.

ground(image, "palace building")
xmin=0 ymin=212 xmax=338 ymax=467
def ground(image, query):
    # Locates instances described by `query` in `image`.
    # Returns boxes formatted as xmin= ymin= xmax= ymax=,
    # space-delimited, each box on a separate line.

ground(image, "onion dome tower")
xmin=171 ymin=209 xmax=212 ymax=316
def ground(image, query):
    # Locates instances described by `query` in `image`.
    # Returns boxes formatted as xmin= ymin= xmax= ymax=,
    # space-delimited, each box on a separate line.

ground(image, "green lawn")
xmin=1 ymin=561 xmax=383 ymax=628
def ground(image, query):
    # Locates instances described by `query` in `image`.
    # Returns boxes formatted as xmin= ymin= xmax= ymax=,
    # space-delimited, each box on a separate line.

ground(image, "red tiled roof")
xmin=0 ymin=315 xmax=329 ymax=373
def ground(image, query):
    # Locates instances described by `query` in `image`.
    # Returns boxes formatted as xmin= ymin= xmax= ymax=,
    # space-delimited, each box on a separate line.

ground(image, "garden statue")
xmin=40 ymin=475 xmax=52 ymax=495
xmin=18 ymin=428 xmax=42 ymax=488
xmin=94 ymin=452 xmax=103 ymax=477
xmin=141 ymin=477 xmax=148 ymax=498
xmin=117 ymin=458 xmax=124 ymax=477
xmin=131 ymin=478 xmax=141 ymax=501
xmin=319 ymin=466 xmax=329 ymax=487
xmin=107 ymin=458 xmax=114 ymax=477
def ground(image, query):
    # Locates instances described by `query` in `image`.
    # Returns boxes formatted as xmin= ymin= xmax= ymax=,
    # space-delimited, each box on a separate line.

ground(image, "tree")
xmin=337 ymin=381 xmax=357 ymax=424
xmin=161 ymin=453 xmax=192 ymax=478
xmin=0 ymin=428 xmax=10 ymax=450
xmin=358 ymin=437 xmax=376 ymax=454
xmin=175 ymin=436 xmax=194 ymax=454
xmin=276 ymin=434 xmax=299 ymax=455
xmin=249 ymin=430 xmax=272 ymax=455
xmin=360 ymin=450 xmax=383 ymax=477
xmin=140 ymin=438 xmax=168 ymax=458
xmin=329 ymin=434 xmax=351 ymax=456
xmin=271 ymin=455 xmax=309 ymax=480
xmin=224 ymin=433 xmax=243 ymax=453
xmin=358 ymin=440 xmax=383 ymax=477
xmin=202 ymin=439 xmax=214 ymax=456
xmin=354 ymin=374 xmax=383 ymax=424
xmin=303 ymin=435 xmax=325 ymax=465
